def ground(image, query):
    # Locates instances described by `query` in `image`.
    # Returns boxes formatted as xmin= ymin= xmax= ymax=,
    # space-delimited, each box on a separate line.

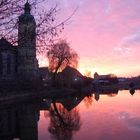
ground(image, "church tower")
xmin=18 ymin=1 xmax=38 ymax=80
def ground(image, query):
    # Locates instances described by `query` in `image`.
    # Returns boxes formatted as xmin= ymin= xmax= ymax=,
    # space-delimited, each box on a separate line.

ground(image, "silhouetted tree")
xmin=47 ymin=39 xmax=79 ymax=84
xmin=48 ymin=102 xmax=81 ymax=140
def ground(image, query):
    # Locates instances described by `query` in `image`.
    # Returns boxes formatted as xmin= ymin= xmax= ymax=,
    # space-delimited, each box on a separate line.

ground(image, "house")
xmin=93 ymin=72 xmax=118 ymax=85
xmin=53 ymin=66 xmax=93 ymax=88
xmin=61 ymin=66 xmax=84 ymax=88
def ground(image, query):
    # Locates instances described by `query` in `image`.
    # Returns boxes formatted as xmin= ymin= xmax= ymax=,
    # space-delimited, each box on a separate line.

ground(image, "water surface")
xmin=1 ymin=90 xmax=140 ymax=140
xmin=38 ymin=90 xmax=140 ymax=140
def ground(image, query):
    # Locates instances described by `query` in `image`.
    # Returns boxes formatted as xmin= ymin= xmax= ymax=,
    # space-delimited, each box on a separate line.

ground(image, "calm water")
xmin=1 ymin=90 xmax=140 ymax=140
xmin=39 ymin=90 xmax=140 ymax=140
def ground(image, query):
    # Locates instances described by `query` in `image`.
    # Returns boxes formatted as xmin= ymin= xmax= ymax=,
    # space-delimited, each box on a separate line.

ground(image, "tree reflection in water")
xmin=83 ymin=94 xmax=94 ymax=108
xmin=48 ymin=101 xmax=81 ymax=140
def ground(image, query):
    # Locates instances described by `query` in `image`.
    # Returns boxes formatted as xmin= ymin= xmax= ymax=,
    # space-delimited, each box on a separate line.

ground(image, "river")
xmin=1 ymin=90 xmax=140 ymax=140
xmin=38 ymin=89 xmax=140 ymax=140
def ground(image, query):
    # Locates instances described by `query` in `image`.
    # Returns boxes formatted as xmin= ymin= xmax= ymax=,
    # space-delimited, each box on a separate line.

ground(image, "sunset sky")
xmin=39 ymin=0 xmax=140 ymax=77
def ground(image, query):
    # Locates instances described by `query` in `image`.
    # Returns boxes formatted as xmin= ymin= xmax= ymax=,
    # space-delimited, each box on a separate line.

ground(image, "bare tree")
xmin=0 ymin=0 xmax=77 ymax=51
xmin=47 ymin=39 xmax=79 ymax=83
xmin=0 ymin=0 xmax=43 ymax=42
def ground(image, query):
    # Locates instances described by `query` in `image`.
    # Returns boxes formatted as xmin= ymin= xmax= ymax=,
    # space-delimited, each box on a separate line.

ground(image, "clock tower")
xmin=18 ymin=1 xmax=39 ymax=80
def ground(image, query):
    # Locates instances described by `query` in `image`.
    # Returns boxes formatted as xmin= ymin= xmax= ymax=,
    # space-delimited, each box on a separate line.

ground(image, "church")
xmin=0 ymin=1 xmax=39 ymax=82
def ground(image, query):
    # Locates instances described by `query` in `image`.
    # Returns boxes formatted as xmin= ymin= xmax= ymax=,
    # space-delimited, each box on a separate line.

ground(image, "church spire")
xmin=24 ymin=0 xmax=31 ymax=14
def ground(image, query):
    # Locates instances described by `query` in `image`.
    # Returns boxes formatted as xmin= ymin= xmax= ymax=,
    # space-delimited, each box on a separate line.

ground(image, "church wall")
xmin=0 ymin=1 xmax=39 ymax=84
xmin=0 ymin=50 xmax=17 ymax=80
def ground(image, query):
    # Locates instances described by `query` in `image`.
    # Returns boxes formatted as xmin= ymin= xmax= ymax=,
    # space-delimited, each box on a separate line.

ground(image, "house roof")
xmin=0 ymin=38 xmax=17 ymax=51
xmin=62 ymin=66 xmax=83 ymax=78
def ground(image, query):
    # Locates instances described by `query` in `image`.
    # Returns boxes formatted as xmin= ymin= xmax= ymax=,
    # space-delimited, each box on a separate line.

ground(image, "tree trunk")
xmin=52 ymin=101 xmax=67 ymax=127
xmin=52 ymin=63 xmax=61 ymax=87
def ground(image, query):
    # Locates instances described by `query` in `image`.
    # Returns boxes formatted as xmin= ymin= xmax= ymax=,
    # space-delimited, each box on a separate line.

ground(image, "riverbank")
xmin=0 ymin=88 xmax=77 ymax=107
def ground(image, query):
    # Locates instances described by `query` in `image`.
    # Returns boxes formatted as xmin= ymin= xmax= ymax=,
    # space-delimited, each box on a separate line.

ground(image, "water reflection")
xmin=48 ymin=101 xmax=81 ymax=140
xmin=94 ymin=88 xmax=118 ymax=101
xmin=83 ymin=94 xmax=94 ymax=108
xmin=0 ymin=104 xmax=39 ymax=140
xmin=129 ymin=88 xmax=135 ymax=96
xmin=0 ymin=89 xmax=140 ymax=140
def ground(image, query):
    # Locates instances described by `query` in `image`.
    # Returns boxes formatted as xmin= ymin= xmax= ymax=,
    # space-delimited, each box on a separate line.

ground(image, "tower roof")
xmin=24 ymin=0 xmax=31 ymax=14
xmin=19 ymin=0 xmax=35 ymax=23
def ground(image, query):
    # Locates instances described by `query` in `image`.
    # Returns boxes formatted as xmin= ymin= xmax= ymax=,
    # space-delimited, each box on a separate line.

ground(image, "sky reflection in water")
xmin=38 ymin=90 xmax=140 ymax=140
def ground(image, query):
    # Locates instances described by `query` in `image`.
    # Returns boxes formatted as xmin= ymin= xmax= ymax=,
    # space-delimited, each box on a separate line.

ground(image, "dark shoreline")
xmin=0 ymin=88 xmax=77 ymax=107
xmin=0 ymin=83 xmax=140 ymax=108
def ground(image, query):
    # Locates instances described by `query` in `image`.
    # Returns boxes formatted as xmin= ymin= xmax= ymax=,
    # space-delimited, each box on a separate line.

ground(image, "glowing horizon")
xmin=38 ymin=56 xmax=140 ymax=78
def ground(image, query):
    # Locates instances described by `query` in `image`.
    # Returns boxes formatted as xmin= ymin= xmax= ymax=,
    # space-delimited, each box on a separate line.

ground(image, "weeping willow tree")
xmin=47 ymin=39 xmax=79 ymax=84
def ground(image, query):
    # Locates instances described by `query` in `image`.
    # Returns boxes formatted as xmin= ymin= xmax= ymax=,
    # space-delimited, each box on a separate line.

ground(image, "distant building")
xmin=0 ymin=1 xmax=39 ymax=82
xmin=118 ymin=78 xmax=126 ymax=82
xmin=93 ymin=72 xmax=118 ymax=85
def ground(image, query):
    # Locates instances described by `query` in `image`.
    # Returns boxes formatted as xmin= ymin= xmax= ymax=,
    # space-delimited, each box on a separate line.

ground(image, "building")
xmin=18 ymin=1 xmax=38 ymax=80
xmin=0 ymin=1 xmax=39 ymax=82
xmin=0 ymin=38 xmax=17 ymax=80
xmin=61 ymin=66 xmax=84 ymax=88
xmin=93 ymin=72 xmax=118 ymax=85
xmin=52 ymin=66 xmax=93 ymax=88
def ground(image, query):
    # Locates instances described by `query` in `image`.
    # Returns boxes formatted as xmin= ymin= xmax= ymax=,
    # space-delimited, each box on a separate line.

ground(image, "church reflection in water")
xmin=0 ymin=104 xmax=39 ymax=140
xmin=0 ymin=88 xmax=136 ymax=140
